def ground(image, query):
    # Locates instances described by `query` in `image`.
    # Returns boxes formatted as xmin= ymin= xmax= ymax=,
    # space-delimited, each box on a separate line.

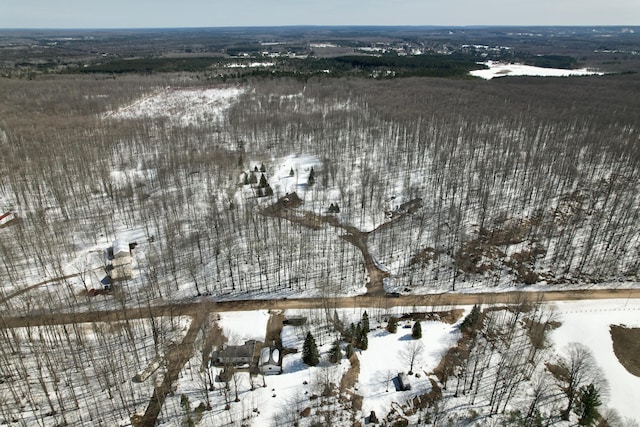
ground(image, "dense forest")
xmin=0 ymin=71 xmax=639 ymax=310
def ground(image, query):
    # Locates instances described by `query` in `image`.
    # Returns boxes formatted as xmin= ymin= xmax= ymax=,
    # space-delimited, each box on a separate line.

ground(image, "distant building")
xmin=259 ymin=346 xmax=282 ymax=375
xmin=0 ymin=212 xmax=15 ymax=226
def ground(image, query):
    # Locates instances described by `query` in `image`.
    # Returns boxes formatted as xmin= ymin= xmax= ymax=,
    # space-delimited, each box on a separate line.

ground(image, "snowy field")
xmin=549 ymin=299 xmax=640 ymax=421
xmin=105 ymin=87 xmax=244 ymax=126
xmin=471 ymin=61 xmax=604 ymax=79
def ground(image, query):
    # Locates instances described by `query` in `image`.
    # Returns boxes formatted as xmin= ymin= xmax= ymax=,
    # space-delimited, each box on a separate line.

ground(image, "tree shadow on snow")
xmin=281 ymin=355 xmax=307 ymax=374
xmin=398 ymin=333 xmax=414 ymax=341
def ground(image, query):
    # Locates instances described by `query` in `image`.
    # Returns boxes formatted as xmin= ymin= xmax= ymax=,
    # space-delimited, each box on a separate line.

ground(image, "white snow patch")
xmin=217 ymin=310 xmax=270 ymax=344
xmin=110 ymin=168 xmax=156 ymax=189
xmin=106 ymin=86 xmax=244 ymax=127
xmin=471 ymin=61 xmax=604 ymax=80
xmin=549 ymin=299 xmax=640 ymax=422
xmin=226 ymin=62 xmax=275 ymax=68
xmin=270 ymin=154 xmax=323 ymax=197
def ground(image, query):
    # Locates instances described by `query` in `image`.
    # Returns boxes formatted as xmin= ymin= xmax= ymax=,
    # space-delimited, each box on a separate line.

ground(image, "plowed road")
xmin=2 ymin=288 xmax=639 ymax=329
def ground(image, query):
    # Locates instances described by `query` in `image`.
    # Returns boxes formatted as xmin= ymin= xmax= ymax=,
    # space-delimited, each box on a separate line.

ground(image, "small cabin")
xmin=397 ymin=372 xmax=411 ymax=391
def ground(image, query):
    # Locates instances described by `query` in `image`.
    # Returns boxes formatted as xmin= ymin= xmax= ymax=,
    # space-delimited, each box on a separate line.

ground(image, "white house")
xmin=113 ymin=240 xmax=131 ymax=260
xmin=259 ymin=346 xmax=281 ymax=375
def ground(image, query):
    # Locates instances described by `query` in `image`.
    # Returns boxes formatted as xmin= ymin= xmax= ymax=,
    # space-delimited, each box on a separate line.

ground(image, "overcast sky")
xmin=1 ymin=0 xmax=638 ymax=28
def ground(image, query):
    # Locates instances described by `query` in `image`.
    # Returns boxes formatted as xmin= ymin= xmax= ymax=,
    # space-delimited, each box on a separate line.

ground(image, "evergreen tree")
xmin=329 ymin=340 xmax=341 ymax=364
xmin=264 ymin=184 xmax=274 ymax=196
xmin=333 ymin=310 xmax=344 ymax=334
xmin=345 ymin=343 xmax=354 ymax=358
xmin=359 ymin=331 xmax=368 ymax=350
xmin=353 ymin=321 xmax=369 ymax=350
xmin=577 ymin=384 xmax=601 ymax=426
xmin=362 ymin=311 xmax=370 ymax=333
xmin=289 ymin=167 xmax=295 ymax=177
xmin=412 ymin=321 xmax=422 ymax=339
xmin=461 ymin=304 xmax=482 ymax=332
xmin=387 ymin=316 xmax=398 ymax=333
xmin=308 ymin=167 xmax=315 ymax=185
xmin=302 ymin=332 xmax=319 ymax=366
xmin=260 ymin=163 xmax=266 ymax=172
xmin=259 ymin=173 xmax=268 ymax=188
xmin=248 ymin=172 xmax=257 ymax=184
xmin=344 ymin=322 xmax=355 ymax=342
xmin=180 ymin=394 xmax=191 ymax=411
xmin=355 ymin=322 xmax=362 ymax=344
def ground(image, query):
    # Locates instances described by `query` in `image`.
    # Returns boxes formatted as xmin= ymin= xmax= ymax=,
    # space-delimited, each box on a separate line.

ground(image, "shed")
xmin=397 ymin=372 xmax=411 ymax=391
xmin=113 ymin=240 xmax=131 ymax=258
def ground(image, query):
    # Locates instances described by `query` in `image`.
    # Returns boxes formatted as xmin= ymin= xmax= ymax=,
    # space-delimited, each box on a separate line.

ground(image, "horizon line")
xmin=1 ymin=24 xmax=638 ymax=32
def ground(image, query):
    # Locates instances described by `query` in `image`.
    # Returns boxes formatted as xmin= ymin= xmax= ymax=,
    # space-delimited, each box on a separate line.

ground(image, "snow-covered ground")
xmin=218 ymin=310 xmax=270 ymax=344
xmin=357 ymin=317 xmax=462 ymax=420
xmin=549 ymin=299 xmax=640 ymax=421
xmin=471 ymin=61 xmax=604 ymax=79
xmin=163 ymin=301 xmax=640 ymax=426
xmin=105 ymin=86 xmax=244 ymax=126
xmin=167 ymin=307 xmax=467 ymax=426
